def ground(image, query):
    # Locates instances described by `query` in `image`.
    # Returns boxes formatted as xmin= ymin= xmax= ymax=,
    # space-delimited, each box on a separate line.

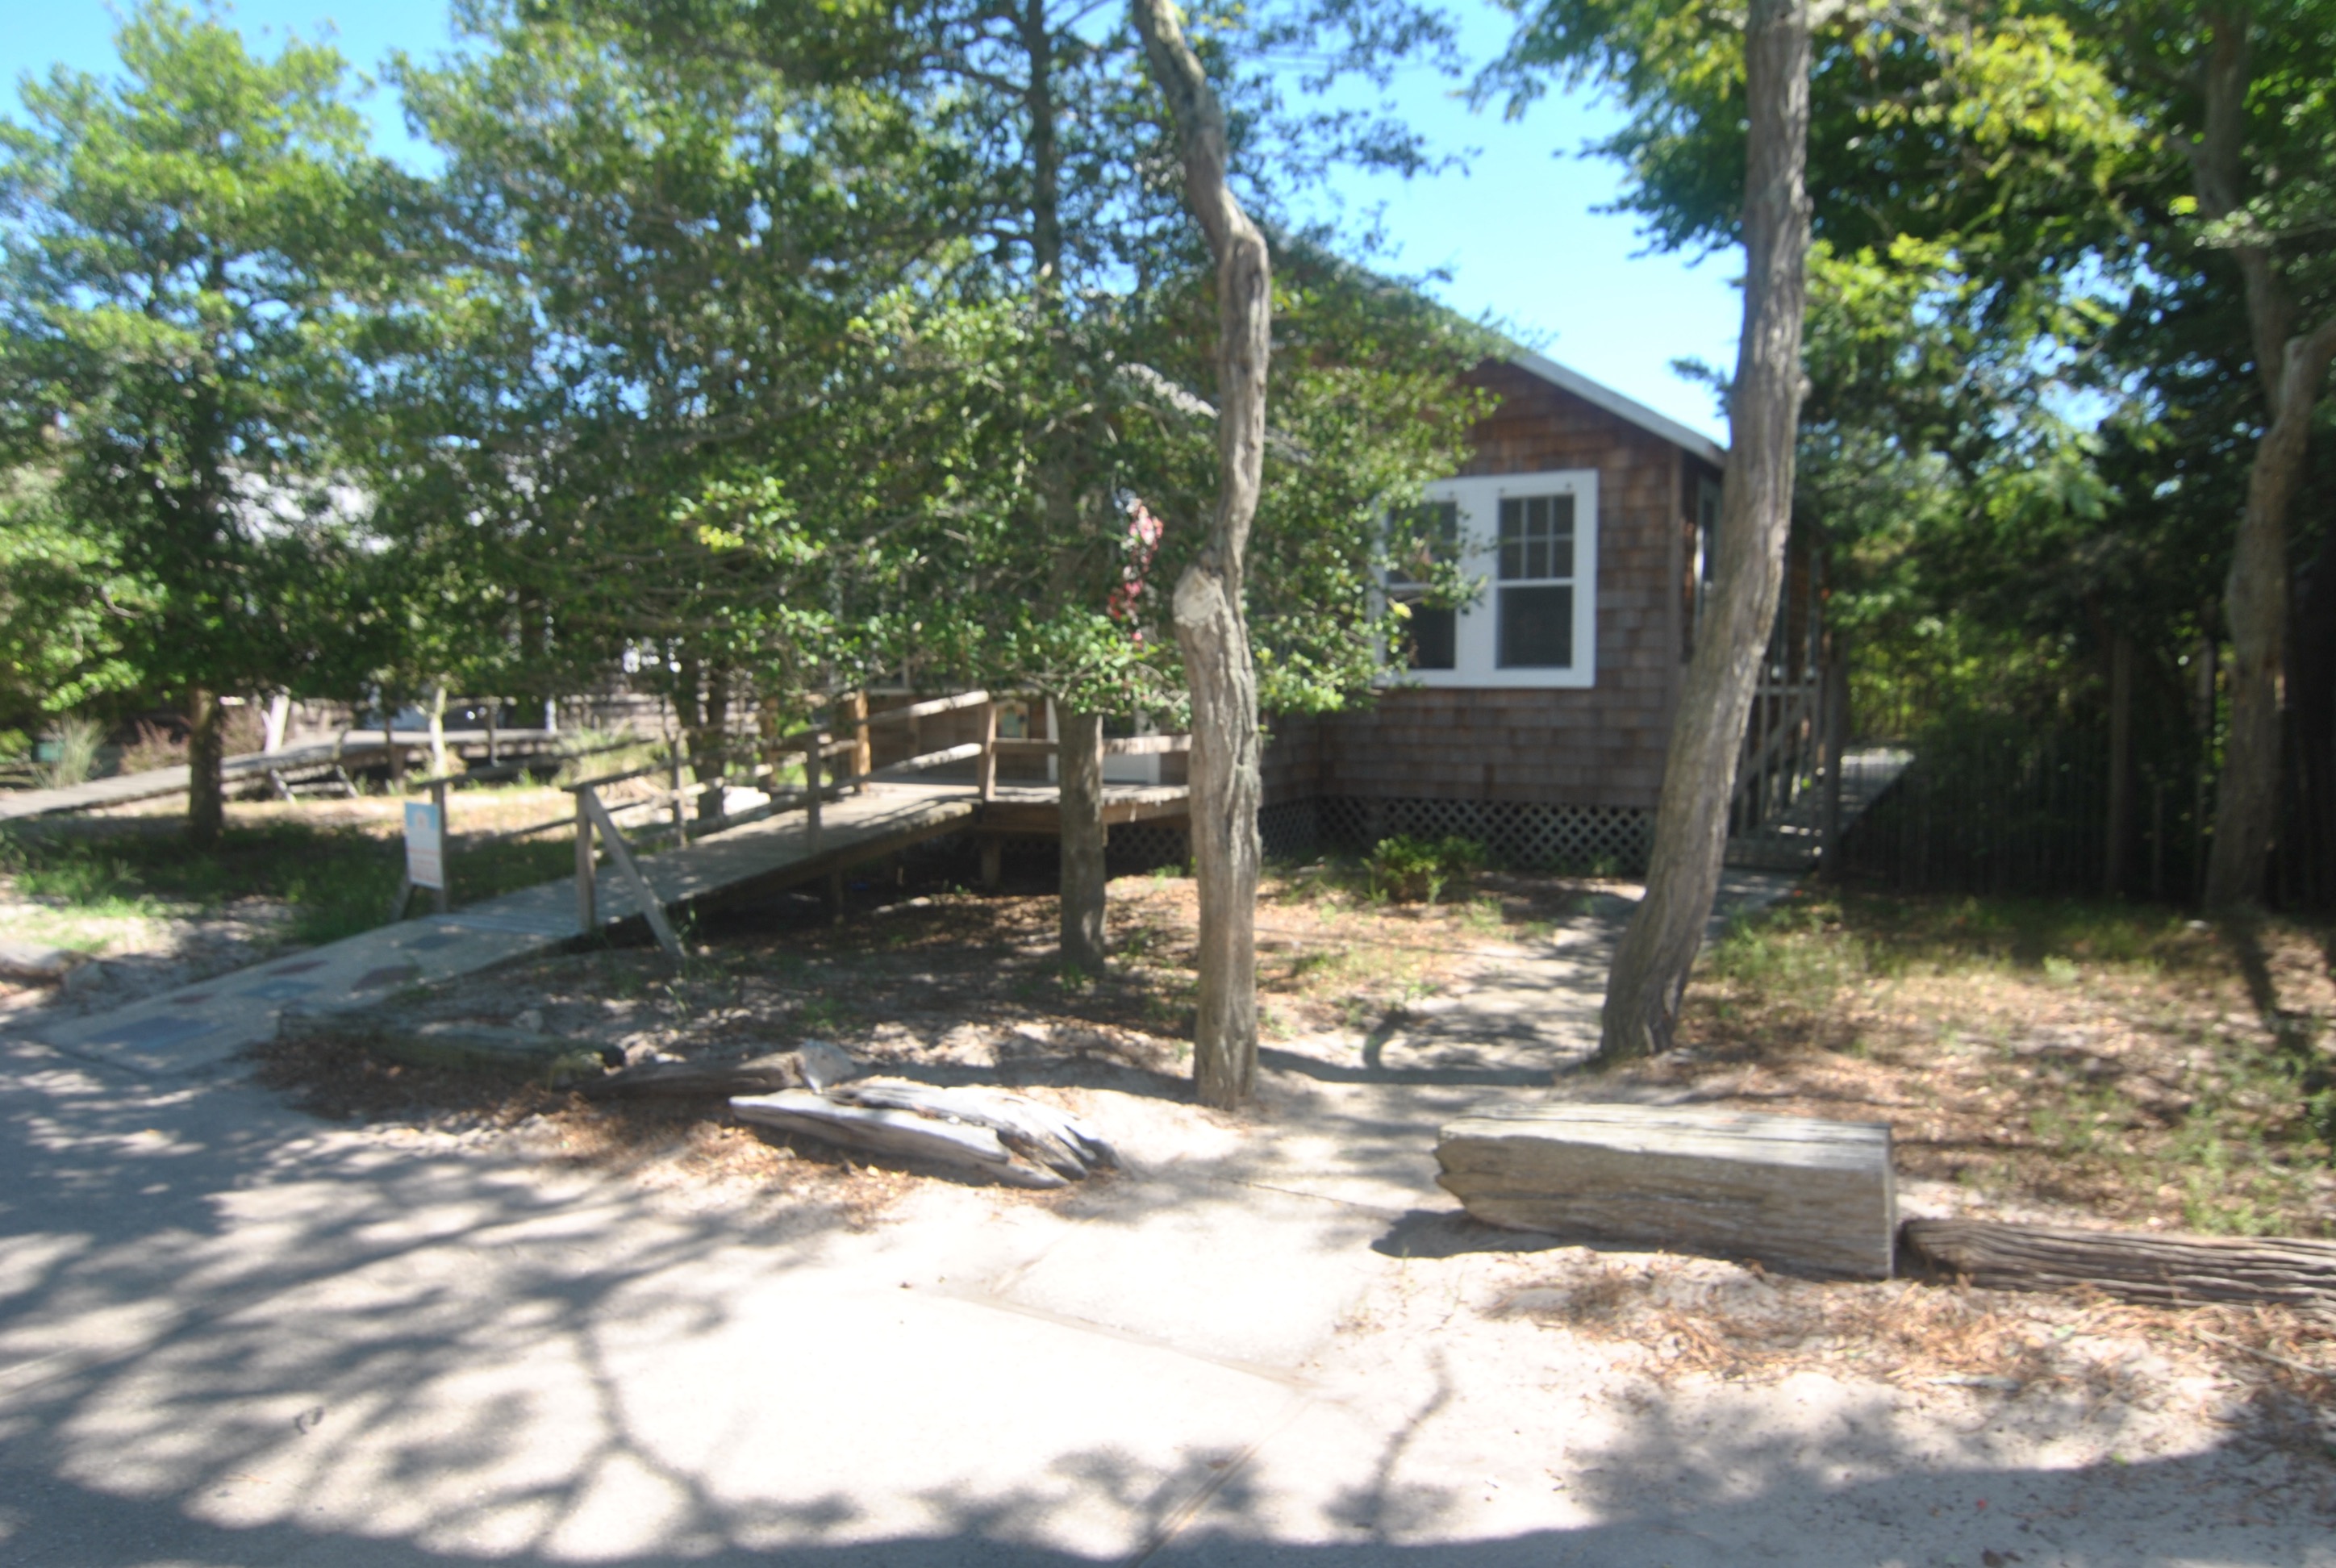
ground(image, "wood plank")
xmin=1901 ymin=1219 xmax=2336 ymax=1310
xmin=1435 ymin=1102 xmax=1897 ymax=1280
xmin=582 ymin=790 xmax=687 ymax=964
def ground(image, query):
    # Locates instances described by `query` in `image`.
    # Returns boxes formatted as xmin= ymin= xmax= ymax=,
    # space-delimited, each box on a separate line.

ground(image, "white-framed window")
xmin=1387 ymin=469 xmax=1599 ymax=689
xmin=1385 ymin=498 xmax=1459 ymax=672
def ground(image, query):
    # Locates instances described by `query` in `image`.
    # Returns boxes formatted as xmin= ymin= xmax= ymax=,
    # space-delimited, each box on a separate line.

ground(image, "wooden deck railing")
xmin=561 ymin=687 xmax=1189 ymax=964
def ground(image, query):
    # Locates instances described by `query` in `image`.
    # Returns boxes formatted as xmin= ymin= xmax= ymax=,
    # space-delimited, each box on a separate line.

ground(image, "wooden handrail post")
xmin=848 ymin=690 xmax=871 ymax=791
xmin=670 ymin=749 xmax=688 ymax=847
xmin=976 ymin=700 xmax=998 ymax=802
xmin=805 ymin=730 xmax=824 ymax=853
xmin=430 ymin=778 xmax=451 ymax=914
xmin=574 ymin=786 xmax=597 ymax=934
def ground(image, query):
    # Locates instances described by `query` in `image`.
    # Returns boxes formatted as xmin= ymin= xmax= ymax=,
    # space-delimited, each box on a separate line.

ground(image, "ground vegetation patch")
xmin=1622 ymin=890 xmax=2336 ymax=1237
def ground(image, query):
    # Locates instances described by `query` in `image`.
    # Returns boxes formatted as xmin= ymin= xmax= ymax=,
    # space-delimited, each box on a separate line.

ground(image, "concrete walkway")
xmin=2 ymin=873 xmax=2328 ymax=1566
xmin=20 ymin=783 xmax=987 ymax=1076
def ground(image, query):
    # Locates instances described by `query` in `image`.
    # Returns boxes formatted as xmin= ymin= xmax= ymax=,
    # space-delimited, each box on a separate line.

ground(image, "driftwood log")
xmin=822 ymin=1079 xmax=1116 ymax=1181
xmin=731 ymin=1078 xmax=1116 ymax=1189
xmin=1901 ymin=1218 xmax=2336 ymax=1311
xmin=584 ymin=1051 xmax=805 ymax=1099
xmin=1436 ymin=1102 xmax=1897 ymax=1280
xmin=288 ymin=1015 xmax=611 ymax=1083
xmin=0 ymin=939 xmax=81 ymax=984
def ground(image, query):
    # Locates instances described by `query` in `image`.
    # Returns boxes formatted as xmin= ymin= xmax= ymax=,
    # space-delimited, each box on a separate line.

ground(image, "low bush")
xmin=1366 ymin=834 xmax=1487 ymax=903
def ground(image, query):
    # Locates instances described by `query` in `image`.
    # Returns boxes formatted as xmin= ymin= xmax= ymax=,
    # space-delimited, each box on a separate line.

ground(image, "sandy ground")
xmin=6 ymin=830 xmax=2333 ymax=1560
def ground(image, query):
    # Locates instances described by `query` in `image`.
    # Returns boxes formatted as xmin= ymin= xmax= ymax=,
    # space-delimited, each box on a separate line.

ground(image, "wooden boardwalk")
xmin=26 ymin=778 xmax=1190 ymax=1075
xmin=0 ymin=729 xmax=565 ymax=824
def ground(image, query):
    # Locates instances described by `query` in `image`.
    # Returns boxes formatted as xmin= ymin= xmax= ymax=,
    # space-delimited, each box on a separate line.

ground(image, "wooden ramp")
xmin=28 ymin=774 xmax=1190 ymax=1075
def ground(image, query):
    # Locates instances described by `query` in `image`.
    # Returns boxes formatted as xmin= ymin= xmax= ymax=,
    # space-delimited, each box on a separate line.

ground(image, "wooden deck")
xmin=0 ymin=729 xmax=565 ymax=824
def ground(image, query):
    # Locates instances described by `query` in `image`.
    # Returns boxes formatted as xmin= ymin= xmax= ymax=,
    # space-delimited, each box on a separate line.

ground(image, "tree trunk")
xmin=2290 ymin=518 xmax=2336 ymax=908
xmin=2104 ymin=632 xmax=2133 ymax=897
xmin=2188 ymin=12 xmax=2336 ymax=907
xmin=1132 ymin=0 xmax=1270 ymax=1109
xmin=1596 ymin=0 xmax=1813 ymax=1065
xmin=697 ymin=664 xmax=732 ymax=824
xmin=1057 ymin=707 xmax=1108 ymax=973
xmin=2205 ymin=319 xmax=2336 ymax=907
xmin=187 ymin=685 xmax=225 ymax=848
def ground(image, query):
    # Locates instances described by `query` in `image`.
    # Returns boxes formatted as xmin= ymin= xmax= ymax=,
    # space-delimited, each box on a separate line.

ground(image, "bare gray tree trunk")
xmin=1132 ymin=0 xmax=1268 ymax=1108
xmin=1596 ymin=0 xmax=1813 ymax=1065
xmin=1057 ymin=707 xmax=1108 ymax=973
xmin=187 ymin=685 xmax=225 ymax=848
xmin=696 ymin=663 xmax=732 ymax=824
xmin=2192 ymin=13 xmax=2336 ymax=907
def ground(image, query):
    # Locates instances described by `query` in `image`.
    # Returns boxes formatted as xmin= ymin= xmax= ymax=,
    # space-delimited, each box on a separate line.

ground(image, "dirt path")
xmin=6 ymin=865 xmax=2330 ymax=1563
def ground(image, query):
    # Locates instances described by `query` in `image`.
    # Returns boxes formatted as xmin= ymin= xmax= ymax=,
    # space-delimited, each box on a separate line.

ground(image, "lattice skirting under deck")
xmin=912 ymin=795 xmax=1647 ymax=878
xmin=1312 ymin=796 xmax=1650 ymax=874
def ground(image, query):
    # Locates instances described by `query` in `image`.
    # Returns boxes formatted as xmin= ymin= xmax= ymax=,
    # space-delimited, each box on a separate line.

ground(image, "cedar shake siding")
xmin=1261 ymin=358 xmax=1725 ymax=871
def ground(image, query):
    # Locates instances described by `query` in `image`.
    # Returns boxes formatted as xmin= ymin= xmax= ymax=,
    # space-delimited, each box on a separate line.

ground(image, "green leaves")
xmin=0 ymin=2 xmax=396 ymax=717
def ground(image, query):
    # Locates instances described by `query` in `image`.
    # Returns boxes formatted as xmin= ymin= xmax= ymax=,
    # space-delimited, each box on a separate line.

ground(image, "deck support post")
xmin=979 ymin=834 xmax=1003 ymax=890
xmin=669 ymin=750 xmax=689 ymax=847
xmin=574 ymin=787 xmax=596 ymax=935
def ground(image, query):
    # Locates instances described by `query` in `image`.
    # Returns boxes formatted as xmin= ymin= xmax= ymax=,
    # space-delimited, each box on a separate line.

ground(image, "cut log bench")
xmin=1435 ymin=1103 xmax=1899 ymax=1280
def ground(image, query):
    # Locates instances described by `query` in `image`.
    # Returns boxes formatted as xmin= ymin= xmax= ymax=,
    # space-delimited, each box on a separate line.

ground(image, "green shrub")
xmin=34 ymin=715 xmax=105 ymax=790
xmin=1366 ymin=834 xmax=1486 ymax=903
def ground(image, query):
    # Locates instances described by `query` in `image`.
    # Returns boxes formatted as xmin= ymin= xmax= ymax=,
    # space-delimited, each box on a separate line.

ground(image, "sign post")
xmin=404 ymin=790 xmax=449 ymax=915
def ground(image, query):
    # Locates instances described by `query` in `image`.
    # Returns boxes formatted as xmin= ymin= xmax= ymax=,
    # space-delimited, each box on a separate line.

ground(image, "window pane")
xmin=1499 ymin=585 xmax=1573 ymax=668
xmin=1388 ymin=501 xmax=1457 ymax=586
xmin=1498 ymin=494 xmax=1575 ymax=582
xmin=1408 ymin=607 xmax=1456 ymax=670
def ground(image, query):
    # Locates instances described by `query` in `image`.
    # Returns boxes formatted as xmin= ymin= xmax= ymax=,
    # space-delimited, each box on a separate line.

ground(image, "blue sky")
xmin=4 ymin=1 xmax=1742 ymax=444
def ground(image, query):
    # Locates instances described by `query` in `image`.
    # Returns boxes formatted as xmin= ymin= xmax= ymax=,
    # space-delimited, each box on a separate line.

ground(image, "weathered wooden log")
xmin=582 ymin=1051 xmax=804 ymax=1100
xmin=730 ymin=1090 xmax=1068 ymax=1188
xmin=1435 ymin=1102 xmax=1897 ymax=1280
xmin=0 ymin=939 xmax=83 ymax=983
xmin=1901 ymin=1218 xmax=2336 ymax=1310
xmin=823 ymin=1078 xmax=1116 ymax=1180
xmin=290 ymin=1015 xmax=611 ymax=1084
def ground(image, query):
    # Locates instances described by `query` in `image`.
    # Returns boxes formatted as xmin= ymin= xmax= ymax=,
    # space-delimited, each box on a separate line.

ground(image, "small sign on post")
xmin=404 ymin=799 xmax=448 ymax=910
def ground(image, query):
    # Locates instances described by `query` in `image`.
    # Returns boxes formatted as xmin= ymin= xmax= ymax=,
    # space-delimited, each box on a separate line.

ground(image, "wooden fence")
xmin=1839 ymin=723 xmax=2212 ymax=902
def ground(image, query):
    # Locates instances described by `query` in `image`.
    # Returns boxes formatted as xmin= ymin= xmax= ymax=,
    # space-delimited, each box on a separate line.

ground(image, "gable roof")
xmin=1506 ymin=348 xmax=1729 ymax=469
